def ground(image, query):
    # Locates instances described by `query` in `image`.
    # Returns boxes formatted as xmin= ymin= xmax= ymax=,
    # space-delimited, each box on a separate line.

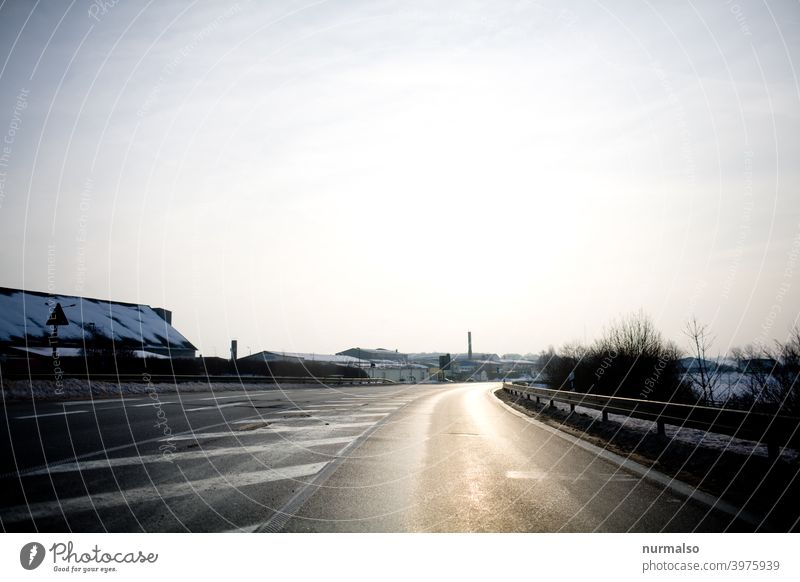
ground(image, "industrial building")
xmin=238 ymin=351 xmax=369 ymax=366
xmin=336 ymin=347 xmax=408 ymax=364
xmin=0 ymin=287 xmax=196 ymax=360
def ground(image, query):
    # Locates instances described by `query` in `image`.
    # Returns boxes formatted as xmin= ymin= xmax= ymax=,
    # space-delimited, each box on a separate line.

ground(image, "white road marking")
xmin=60 ymin=398 xmax=148 ymax=406
xmin=160 ymin=422 xmax=374 ymax=446
xmin=22 ymin=438 xmax=357 ymax=476
xmin=15 ymin=411 xmax=88 ymax=419
xmin=131 ymin=402 xmax=179 ymax=408
xmin=276 ymin=409 xmax=327 ymax=415
xmin=3 ymin=462 xmax=328 ymax=523
xmin=184 ymin=403 xmax=242 ymax=412
xmin=348 ymin=413 xmax=390 ymax=418
xmin=195 ymin=395 xmax=251 ymax=401
xmin=230 ymin=419 xmax=375 ymax=430
xmin=506 ymin=470 xmax=547 ymax=480
xmin=505 ymin=470 xmax=640 ymax=483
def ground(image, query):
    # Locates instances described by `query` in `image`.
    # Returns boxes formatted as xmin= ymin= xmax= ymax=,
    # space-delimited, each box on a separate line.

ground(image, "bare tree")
xmin=770 ymin=327 xmax=800 ymax=414
xmin=683 ymin=317 xmax=722 ymax=404
xmin=595 ymin=310 xmax=675 ymax=359
xmin=732 ymin=328 xmax=800 ymax=414
xmin=588 ymin=311 xmax=685 ymax=400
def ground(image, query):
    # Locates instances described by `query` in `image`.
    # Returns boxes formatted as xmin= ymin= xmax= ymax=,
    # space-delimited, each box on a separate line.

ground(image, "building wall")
xmin=366 ymin=367 xmax=432 ymax=384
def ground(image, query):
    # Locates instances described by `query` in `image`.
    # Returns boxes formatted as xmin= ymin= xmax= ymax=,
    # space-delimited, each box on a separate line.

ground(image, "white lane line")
xmin=506 ymin=470 xmax=547 ymax=480
xmin=15 ymin=411 xmax=88 ymax=419
xmin=61 ymin=401 xmax=120 ymax=407
xmin=131 ymin=402 xmax=180 ymax=408
xmin=162 ymin=428 xmax=367 ymax=442
xmin=348 ymin=413 xmax=390 ymax=418
xmin=3 ymin=462 xmax=328 ymax=523
xmin=506 ymin=470 xmax=640 ymax=482
xmin=254 ymin=404 xmax=398 ymax=533
xmin=184 ymin=403 xmax=242 ymax=412
xmin=60 ymin=398 xmax=148 ymax=406
xmin=22 ymin=437 xmax=357 ymax=476
xmin=275 ymin=409 xmax=325 ymax=415
xmin=230 ymin=419 xmax=375 ymax=430
xmin=195 ymin=395 xmax=251 ymax=401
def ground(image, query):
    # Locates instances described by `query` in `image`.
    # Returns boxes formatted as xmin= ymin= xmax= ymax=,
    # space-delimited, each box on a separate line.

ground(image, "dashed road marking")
xmin=348 ymin=413 xmax=390 ymax=418
xmin=20 ymin=437 xmax=359 ymax=476
xmin=184 ymin=403 xmax=242 ymax=412
xmin=61 ymin=400 xmax=141 ymax=407
xmin=195 ymin=395 xmax=253 ymax=401
xmin=14 ymin=410 xmax=88 ymax=420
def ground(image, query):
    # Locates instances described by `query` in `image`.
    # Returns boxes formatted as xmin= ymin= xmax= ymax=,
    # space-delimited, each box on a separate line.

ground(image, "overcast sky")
xmin=1 ymin=0 xmax=799 ymax=357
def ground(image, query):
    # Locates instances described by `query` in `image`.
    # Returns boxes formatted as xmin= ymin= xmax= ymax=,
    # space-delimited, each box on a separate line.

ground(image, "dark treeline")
xmin=537 ymin=311 xmax=690 ymax=402
xmin=536 ymin=311 xmax=800 ymax=413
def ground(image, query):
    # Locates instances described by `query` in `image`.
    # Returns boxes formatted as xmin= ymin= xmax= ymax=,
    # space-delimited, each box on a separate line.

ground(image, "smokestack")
xmin=230 ymin=340 xmax=238 ymax=361
xmin=468 ymin=331 xmax=472 ymax=360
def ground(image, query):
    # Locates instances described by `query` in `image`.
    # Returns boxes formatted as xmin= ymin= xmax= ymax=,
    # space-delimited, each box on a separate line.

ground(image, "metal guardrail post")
xmin=656 ymin=419 xmax=666 ymax=437
xmin=767 ymin=441 xmax=779 ymax=460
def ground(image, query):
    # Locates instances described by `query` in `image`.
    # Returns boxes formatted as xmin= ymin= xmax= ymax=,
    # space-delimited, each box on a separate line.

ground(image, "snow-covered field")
xmin=549 ymin=401 xmax=799 ymax=463
xmin=687 ymin=370 xmax=770 ymax=401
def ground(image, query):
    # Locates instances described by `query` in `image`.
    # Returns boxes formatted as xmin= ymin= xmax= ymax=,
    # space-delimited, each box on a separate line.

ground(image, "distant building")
xmin=498 ymin=357 xmax=539 ymax=376
xmin=447 ymin=353 xmax=501 ymax=380
xmin=451 ymin=352 xmax=500 ymax=363
xmin=0 ymin=287 xmax=196 ymax=359
xmin=238 ymin=351 xmax=369 ymax=366
xmin=337 ymin=347 xmax=408 ymax=364
xmin=408 ymin=353 xmax=447 ymax=367
xmin=366 ymin=363 xmax=432 ymax=384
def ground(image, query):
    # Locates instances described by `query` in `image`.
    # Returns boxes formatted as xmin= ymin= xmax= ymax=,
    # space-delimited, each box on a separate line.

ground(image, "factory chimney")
xmin=468 ymin=331 xmax=472 ymax=360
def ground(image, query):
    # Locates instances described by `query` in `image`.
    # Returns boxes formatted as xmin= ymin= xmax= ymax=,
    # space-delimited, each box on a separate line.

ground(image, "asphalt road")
xmin=0 ymin=382 xmax=752 ymax=532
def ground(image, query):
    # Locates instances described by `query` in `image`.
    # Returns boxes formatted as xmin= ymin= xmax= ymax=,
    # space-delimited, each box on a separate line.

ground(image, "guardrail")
xmin=6 ymin=373 xmax=396 ymax=386
xmin=502 ymin=382 xmax=800 ymax=459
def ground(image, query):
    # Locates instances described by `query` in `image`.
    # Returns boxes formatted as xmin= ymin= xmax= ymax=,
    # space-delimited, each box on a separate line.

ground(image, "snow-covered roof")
xmin=244 ymin=351 xmax=369 ymax=365
xmin=366 ymin=361 xmax=428 ymax=369
xmin=336 ymin=347 xmax=408 ymax=361
xmin=0 ymin=287 xmax=196 ymax=353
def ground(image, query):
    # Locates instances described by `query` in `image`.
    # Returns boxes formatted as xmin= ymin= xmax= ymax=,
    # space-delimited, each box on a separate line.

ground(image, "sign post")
xmin=45 ymin=302 xmax=69 ymax=359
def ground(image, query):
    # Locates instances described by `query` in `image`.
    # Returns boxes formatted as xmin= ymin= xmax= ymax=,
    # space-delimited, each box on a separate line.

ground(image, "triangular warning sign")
xmin=46 ymin=303 xmax=69 ymax=326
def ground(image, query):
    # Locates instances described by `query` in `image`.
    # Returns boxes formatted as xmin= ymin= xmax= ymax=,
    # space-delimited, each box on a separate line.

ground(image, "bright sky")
xmin=1 ymin=0 xmax=798 ymax=357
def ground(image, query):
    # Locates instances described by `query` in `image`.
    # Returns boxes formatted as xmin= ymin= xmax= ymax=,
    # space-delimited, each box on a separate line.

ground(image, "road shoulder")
xmin=491 ymin=387 xmax=765 ymax=528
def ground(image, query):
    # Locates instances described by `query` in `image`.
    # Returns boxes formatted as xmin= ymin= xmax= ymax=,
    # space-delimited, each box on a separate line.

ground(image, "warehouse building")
xmin=0 ymin=287 xmax=196 ymax=360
